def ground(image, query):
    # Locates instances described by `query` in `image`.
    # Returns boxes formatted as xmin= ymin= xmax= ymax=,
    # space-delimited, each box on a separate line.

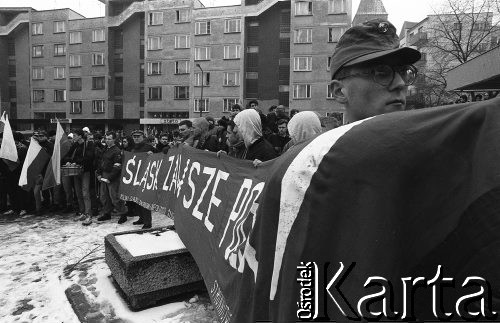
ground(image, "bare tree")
xmin=410 ymin=0 xmax=500 ymax=107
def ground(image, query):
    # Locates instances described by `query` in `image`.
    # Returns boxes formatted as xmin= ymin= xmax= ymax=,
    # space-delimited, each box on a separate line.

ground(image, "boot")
xmin=117 ymin=215 xmax=127 ymax=224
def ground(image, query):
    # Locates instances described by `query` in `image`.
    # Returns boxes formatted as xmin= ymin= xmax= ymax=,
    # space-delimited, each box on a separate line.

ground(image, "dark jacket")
xmin=244 ymin=137 xmax=278 ymax=162
xmin=62 ymin=140 xmax=95 ymax=172
xmin=131 ymin=140 xmax=156 ymax=153
xmin=96 ymin=144 xmax=122 ymax=181
xmin=156 ymin=142 xmax=170 ymax=154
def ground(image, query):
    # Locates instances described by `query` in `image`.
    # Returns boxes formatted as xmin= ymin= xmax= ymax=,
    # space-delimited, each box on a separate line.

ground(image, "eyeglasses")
xmin=337 ymin=64 xmax=418 ymax=87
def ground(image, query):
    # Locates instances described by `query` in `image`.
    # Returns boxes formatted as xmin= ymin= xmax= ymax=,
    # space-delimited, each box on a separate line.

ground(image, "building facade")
xmin=0 ymin=0 xmax=353 ymax=133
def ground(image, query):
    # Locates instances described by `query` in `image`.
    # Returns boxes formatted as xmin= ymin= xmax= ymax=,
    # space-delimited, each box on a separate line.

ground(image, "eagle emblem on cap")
xmin=378 ymin=22 xmax=389 ymax=33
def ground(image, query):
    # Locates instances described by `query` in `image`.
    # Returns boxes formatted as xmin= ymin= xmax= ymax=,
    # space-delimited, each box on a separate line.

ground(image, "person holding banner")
xmin=128 ymin=129 xmax=156 ymax=229
xmin=95 ymin=131 xmax=127 ymax=224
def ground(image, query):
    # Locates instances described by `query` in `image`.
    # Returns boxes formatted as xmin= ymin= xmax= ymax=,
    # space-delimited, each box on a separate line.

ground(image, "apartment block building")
xmin=0 ymin=0 xmax=354 ymax=132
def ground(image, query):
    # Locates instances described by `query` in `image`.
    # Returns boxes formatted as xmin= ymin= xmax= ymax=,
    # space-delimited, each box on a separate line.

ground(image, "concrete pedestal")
xmin=104 ymin=226 xmax=205 ymax=310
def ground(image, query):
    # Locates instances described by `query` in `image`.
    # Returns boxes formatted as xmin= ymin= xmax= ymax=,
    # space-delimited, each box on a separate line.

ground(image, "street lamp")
xmin=196 ymin=63 xmax=204 ymax=117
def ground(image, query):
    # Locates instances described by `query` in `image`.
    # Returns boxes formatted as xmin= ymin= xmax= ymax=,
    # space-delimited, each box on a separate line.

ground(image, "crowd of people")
xmin=0 ymin=100 xmax=324 ymax=229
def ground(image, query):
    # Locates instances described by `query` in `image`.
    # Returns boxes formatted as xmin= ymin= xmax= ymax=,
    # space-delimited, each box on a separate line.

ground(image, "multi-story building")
xmin=0 ymin=0 xmax=358 ymax=133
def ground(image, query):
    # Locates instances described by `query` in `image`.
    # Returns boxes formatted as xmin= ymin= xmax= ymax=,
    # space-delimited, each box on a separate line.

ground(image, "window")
xmin=92 ymin=100 xmax=105 ymax=113
xmin=54 ymin=21 xmax=65 ymax=33
xmin=223 ymin=72 xmax=240 ymax=86
xmin=176 ymin=9 xmax=190 ymax=23
xmin=247 ymin=46 xmax=259 ymax=53
xmin=70 ymin=78 xmax=82 ymax=91
xmin=453 ymin=22 xmax=462 ymax=31
xmin=140 ymin=87 xmax=144 ymax=107
xmin=147 ymin=62 xmax=162 ymax=75
xmin=295 ymin=1 xmax=312 ymax=15
xmin=92 ymin=77 xmax=105 ymax=90
xmin=223 ymin=98 xmax=238 ymax=112
xmin=148 ymin=87 xmax=162 ymax=100
xmin=246 ymin=72 xmax=258 ymax=79
xmin=195 ymin=21 xmax=211 ymax=35
xmin=54 ymin=89 xmax=66 ymax=102
xmin=92 ymin=29 xmax=105 ymax=42
xmin=294 ymin=28 xmax=312 ymax=43
xmin=54 ymin=44 xmax=66 ymax=56
xmin=69 ymin=31 xmax=82 ymax=44
xmin=327 ymin=83 xmax=334 ymax=98
xmin=328 ymin=27 xmax=345 ymax=42
xmin=70 ymin=101 xmax=82 ymax=114
xmin=148 ymin=11 xmax=163 ymax=25
xmin=195 ymin=47 xmax=210 ymax=60
xmin=174 ymin=35 xmax=190 ymax=49
xmin=225 ymin=19 xmax=241 ymax=33
xmin=175 ymin=60 xmax=189 ymax=74
xmin=33 ymin=90 xmax=44 ymax=102
xmin=32 ymin=22 xmax=43 ymax=35
xmin=54 ymin=67 xmax=65 ymax=79
xmin=327 ymin=56 xmax=332 ymax=71
xmin=69 ymin=54 xmax=82 ymax=67
xmin=194 ymin=99 xmax=209 ymax=112
xmin=194 ymin=72 xmax=210 ymax=86
xmin=92 ymin=53 xmax=105 ymax=65
xmin=32 ymin=45 xmax=43 ymax=57
xmin=147 ymin=36 xmax=162 ymax=50
xmin=174 ymin=86 xmax=189 ymax=99
xmin=293 ymin=84 xmax=311 ymax=99
xmin=294 ymin=56 xmax=312 ymax=71
xmin=328 ymin=0 xmax=346 ymax=13
xmin=32 ymin=67 xmax=44 ymax=80
xmin=224 ymin=45 xmax=241 ymax=59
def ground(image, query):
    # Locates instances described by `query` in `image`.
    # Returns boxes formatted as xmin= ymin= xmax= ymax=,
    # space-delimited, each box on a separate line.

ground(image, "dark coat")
xmin=244 ymin=137 xmax=278 ymax=162
xmin=62 ymin=140 xmax=95 ymax=172
xmin=96 ymin=144 xmax=122 ymax=181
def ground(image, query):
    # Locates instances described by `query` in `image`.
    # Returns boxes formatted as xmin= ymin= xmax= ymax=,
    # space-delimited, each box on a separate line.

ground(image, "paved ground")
xmin=0 ymin=211 xmax=218 ymax=323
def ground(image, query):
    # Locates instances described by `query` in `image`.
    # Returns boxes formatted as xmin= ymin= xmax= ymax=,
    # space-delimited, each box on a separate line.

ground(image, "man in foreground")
xmin=329 ymin=19 xmax=421 ymax=123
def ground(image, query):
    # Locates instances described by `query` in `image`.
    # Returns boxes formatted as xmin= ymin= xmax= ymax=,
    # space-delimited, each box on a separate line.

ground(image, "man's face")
xmin=250 ymin=102 xmax=258 ymax=110
xmin=105 ymin=135 xmax=115 ymax=147
xmin=132 ymin=134 xmax=144 ymax=144
xmin=35 ymin=134 xmax=47 ymax=142
xmin=179 ymin=125 xmax=190 ymax=139
xmin=339 ymin=64 xmax=409 ymax=122
xmin=278 ymin=123 xmax=287 ymax=136
xmin=160 ymin=136 xmax=169 ymax=145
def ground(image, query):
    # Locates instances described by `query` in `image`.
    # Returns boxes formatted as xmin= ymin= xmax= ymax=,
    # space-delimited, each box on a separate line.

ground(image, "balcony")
xmin=409 ymin=32 xmax=428 ymax=47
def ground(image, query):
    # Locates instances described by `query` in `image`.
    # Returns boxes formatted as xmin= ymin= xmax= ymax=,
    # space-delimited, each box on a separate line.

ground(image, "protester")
xmin=265 ymin=105 xmax=278 ymax=134
xmin=267 ymin=118 xmax=291 ymax=155
xmin=62 ymin=129 xmax=95 ymax=224
xmin=178 ymin=120 xmax=193 ymax=146
xmin=129 ymin=129 xmax=155 ymax=229
xmin=95 ymin=131 xmax=128 ymax=225
xmin=233 ymin=109 xmax=277 ymax=164
xmin=225 ymin=120 xmax=245 ymax=159
xmin=329 ymin=19 xmax=421 ymax=122
xmin=282 ymin=111 xmax=322 ymax=153
xmin=289 ymin=109 xmax=299 ymax=118
xmin=191 ymin=118 xmax=218 ymax=152
xmin=32 ymin=130 xmax=53 ymax=216
xmin=121 ymin=136 xmax=134 ymax=152
xmin=156 ymin=133 xmax=171 ymax=154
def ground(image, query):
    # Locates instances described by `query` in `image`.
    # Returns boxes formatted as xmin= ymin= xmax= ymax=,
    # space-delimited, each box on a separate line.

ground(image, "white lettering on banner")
xmin=162 ymin=155 xmax=176 ymax=191
xmin=169 ymin=154 xmax=182 ymax=192
xmin=123 ymin=155 xmax=136 ymax=184
xmin=133 ymin=159 xmax=143 ymax=186
xmin=183 ymin=161 xmax=200 ymax=209
xmin=192 ymin=167 xmax=216 ymax=220
xmin=176 ymin=159 xmax=191 ymax=197
xmin=210 ymin=280 xmax=232 ymax=323
xmin=219 ymin=179 xmax=264 ymax=272
xmin=205 ymin=170 xmax=230 ymax=232
xmin=151 ymin=160 xmax=162 ymax=190
xmin=139 ymin=161 xmax=151 ymax=192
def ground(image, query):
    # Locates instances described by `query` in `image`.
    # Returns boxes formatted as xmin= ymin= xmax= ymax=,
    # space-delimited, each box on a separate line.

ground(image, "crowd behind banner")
xmin=0 ymin=101 xmax=323 ymax=228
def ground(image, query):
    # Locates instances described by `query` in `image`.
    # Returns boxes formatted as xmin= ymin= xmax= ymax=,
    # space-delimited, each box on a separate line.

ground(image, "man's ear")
xmin=330 ymin=80 xmax=348 ymax=104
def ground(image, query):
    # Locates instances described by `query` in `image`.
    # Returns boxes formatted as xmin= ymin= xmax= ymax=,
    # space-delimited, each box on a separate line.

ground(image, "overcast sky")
xmin=0 ymin=0 xmax=448 ymax=33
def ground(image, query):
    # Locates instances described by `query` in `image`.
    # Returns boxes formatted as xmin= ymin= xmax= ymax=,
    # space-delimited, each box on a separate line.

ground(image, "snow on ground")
xmin=0 ymin=211 xmax=216 ymax=323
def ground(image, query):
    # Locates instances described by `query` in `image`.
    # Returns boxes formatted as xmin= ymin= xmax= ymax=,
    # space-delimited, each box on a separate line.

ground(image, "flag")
xmin=43 ymin=121 xmax=71 ymax=189
xmin=18 ymin=137 xmax=50 ymax=190
xmin=0 ymin=112 xmax=19 ymax=170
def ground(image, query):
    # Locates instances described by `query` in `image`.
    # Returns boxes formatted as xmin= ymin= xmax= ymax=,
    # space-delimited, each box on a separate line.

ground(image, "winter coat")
xmin=96 ymin=144 xmax=122 ymax=181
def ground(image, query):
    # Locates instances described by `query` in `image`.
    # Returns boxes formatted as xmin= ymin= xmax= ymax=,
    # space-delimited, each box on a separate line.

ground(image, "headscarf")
xmin=234 ymin=109 xmax=262 ymax=148
xmin=287 ymin=111 xmax=322 ymax=144
xmin=190 ymin=117 xmax=210 ymax=148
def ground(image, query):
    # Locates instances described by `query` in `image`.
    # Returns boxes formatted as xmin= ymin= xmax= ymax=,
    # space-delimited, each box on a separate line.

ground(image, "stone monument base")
xmin=105 ymin=226 xmax=205 ymax=310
